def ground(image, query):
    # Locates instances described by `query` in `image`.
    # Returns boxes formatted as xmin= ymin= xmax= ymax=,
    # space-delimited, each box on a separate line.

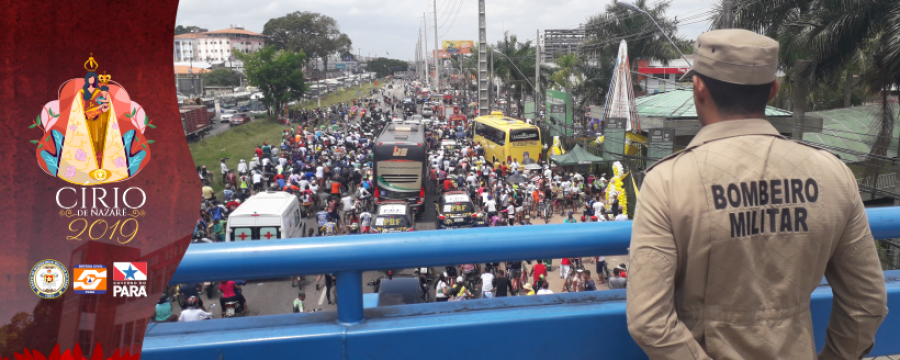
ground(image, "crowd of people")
xmin=179 ymin=77 xmax=632 ymax=320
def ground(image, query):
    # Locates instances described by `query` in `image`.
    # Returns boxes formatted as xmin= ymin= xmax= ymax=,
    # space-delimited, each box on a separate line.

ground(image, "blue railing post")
xmin=336 ymin=271 xmax=363 ymax=325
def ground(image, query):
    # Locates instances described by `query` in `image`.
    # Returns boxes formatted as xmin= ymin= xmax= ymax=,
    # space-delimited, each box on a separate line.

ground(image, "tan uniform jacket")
xmin=627 ymin=119 xmax=888 ymax=360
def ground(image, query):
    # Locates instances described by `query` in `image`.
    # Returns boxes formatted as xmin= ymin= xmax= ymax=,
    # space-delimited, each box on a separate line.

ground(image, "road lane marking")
xmin=318 ymin=287 xmax=327 ymax=305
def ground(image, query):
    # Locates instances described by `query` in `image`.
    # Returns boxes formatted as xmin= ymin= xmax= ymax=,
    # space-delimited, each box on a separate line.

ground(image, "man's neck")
xmin=701 ymin=111 xmax=767 ymax=126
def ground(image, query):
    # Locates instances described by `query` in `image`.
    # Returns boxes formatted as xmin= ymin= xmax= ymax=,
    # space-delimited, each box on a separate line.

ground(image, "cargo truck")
xmin=180 ymin=105 xmax=211 ymax=142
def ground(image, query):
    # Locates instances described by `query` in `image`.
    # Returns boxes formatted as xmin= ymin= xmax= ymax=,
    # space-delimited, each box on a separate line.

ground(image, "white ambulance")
xmin=226 ymin=191 xmax=303 ymax=241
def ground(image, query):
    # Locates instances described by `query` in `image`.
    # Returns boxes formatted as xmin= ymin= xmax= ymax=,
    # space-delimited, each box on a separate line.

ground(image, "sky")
xmin=175 ymin=0 xmax=717 ymax=61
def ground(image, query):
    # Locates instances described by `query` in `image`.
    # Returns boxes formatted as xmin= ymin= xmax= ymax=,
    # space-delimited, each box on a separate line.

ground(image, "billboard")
xmin=435 ymin=50 xmax=451 ymax=59
xmin=546 ymin=89 xmax=573 ymax=137
xmin=442 ymin=40 xmax=474 ymax=55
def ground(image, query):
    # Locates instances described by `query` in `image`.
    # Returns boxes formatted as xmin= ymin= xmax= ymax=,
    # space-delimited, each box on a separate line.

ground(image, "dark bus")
xmin=373 ymin=123 xmax=427 ymax=218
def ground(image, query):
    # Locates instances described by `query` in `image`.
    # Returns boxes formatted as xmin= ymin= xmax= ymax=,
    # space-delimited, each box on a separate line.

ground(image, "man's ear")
xmin=768 ymin=79 xmax=780 ymax=103
xmin=692 ymin=75 xmax=707 ymax=105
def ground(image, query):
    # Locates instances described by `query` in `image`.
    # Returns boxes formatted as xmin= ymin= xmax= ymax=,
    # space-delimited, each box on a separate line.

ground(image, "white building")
xmin=635 ymin=56 xmax=694 ymax=94
xmin=173 ymin=25 xmax=265 ymax=66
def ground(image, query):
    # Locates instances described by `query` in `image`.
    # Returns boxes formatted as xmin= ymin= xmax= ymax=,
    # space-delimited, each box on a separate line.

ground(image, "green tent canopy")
xmin=549 ymin=145 xmax=609 ymax=166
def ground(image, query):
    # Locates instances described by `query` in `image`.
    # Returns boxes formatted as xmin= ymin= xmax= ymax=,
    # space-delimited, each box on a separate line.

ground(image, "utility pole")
xmin=535 ymin=29 xmax=541 ymax=112
xmin=477 ymin=0 xmax=489 ymax=116
xmin=416 ymin=29 xmax=421 ymax=81
xmin=424 ymin=12 xmax=430 ymax=89
xmin=721 ymin=0 xmax=733 ymax=29
xmin=433 ymin=0 xmax=440 ymax=91
xmin=358 ymin=48 xmax=362 ymax=89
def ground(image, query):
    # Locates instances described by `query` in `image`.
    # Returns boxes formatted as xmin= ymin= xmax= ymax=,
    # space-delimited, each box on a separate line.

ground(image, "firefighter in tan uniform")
xmin=627 ymin=29 xmax=888 ymax=360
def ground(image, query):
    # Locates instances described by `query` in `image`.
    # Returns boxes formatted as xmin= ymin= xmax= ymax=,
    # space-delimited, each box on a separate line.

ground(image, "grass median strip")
xmin=189 ymin=79 xmax=388 ymax=194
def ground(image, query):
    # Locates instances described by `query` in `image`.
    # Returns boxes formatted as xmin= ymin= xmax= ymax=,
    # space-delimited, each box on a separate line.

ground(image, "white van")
xmin=226 ymin=191 xmax=303 ymax=241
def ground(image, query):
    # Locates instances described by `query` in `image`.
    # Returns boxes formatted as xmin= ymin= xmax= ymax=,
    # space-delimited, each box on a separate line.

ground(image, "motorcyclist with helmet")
xmin=178 ymin=296 xmax=213 ymax=322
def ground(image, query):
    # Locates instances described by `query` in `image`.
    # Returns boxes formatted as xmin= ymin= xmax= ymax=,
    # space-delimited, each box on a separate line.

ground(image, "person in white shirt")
xmin=178 ymin=296 xmax=213 ymax=322
xmin=466 ymin=173 xmax=478 ymax=187
xmin=435 ymin=273 xmax=451 ymax=302
xmin=506 ymin=204 xmax=516 ymax=225
xmin=249 ymin=157 xmax=260 ymax=172
xmin=357 ymin=186 xmax=371 ymax=201
xmin=220 ymin=160 xmax=229 ymax=183
xmin=237 ymin=159 xmax=248 ymax=175
xmin=262 ymin=157 xmax=271 ymax=167
xmin=359 ymin=211 xmax=373 ymax=233
xmin=251 ymin=171 xmax=263 ymax=191
xmin=543 ymin=166 xmax=552 ymax=180
xmin=316 ymin=165 xmax=325 ymax=180
xmin=560 ymin=179 xmax=572 ymax=195
xmin=615 ymin=213 xmax=629 ymax=221
xmin=592 ymin=198 xmax=606 ymax=217
xmin=537 ymin=282 xmax=554 ymax=295
xmin=483 ymin=196 xmax=497 ymax=216
xmin=480 ymin=271 xmax=495 ymax=298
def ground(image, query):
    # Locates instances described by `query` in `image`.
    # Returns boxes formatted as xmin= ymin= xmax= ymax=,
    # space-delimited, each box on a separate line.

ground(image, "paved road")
xmin=172 ymin=79 xmax=627 ymax=320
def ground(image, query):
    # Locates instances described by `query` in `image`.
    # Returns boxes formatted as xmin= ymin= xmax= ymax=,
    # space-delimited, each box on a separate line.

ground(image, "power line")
xmin=440 ymin=0 xmax=466 ymax=34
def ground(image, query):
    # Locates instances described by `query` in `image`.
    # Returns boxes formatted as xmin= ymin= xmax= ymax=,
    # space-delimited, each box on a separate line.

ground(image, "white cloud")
xmin=176 ymin=0 xmax=716 ymax=61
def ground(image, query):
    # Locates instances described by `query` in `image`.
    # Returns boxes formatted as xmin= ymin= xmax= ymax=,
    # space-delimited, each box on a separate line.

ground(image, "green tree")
xmin=715 ymin=0 xmax=900 ymax=175
xmin=175 ymin=25 xmax=208 ymax=36
xmin=583 ymin=0 xmax=691 ymax=67
xmin=491 ymin=32 xmax=538 ymax=109
xmin=262 ymin=12 xmax=353 ymax=78
xmin=233 ymin=46 xmax=307 ymax=116
xmin=367 ymin=58 xmax=408 ymax=78
xmin=200 ymin=68 xmax=245 ymax=87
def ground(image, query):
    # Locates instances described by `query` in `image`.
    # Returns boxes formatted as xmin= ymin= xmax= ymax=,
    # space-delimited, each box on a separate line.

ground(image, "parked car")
xmin=229 ymin=113 xmax=251 ymax=127
xmin=220 ymin=109 xmax=237 ymax=123
xmin=422 ymin=108 xmax=433 ymax=118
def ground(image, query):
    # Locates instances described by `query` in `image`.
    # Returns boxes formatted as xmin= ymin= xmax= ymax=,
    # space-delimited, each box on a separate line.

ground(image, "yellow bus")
xmin=472 ymin=114 xmax=542 ymax=167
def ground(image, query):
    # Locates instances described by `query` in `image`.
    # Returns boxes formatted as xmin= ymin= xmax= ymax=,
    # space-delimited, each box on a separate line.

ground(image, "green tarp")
xmin=549 ymin=145 xmax=608 ymax=166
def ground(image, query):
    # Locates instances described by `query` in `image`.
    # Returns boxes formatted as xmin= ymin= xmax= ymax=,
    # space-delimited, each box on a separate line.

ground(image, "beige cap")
xmin=680 ymin=29 xmax=779 ymax=85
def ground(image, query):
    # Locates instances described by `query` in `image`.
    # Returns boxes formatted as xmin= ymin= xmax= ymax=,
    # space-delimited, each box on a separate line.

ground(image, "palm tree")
xmin=549 ymin=53 xmax=582 ymax=92
xmin=583 ymin=0 xmax=691 ymax=67
xmin=714 ymin=0 xmax=900 ymax=164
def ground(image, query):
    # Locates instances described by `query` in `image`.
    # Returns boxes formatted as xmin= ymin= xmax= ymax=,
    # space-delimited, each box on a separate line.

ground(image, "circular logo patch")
xmin=30 ymin=259 xmax=69 ymax=299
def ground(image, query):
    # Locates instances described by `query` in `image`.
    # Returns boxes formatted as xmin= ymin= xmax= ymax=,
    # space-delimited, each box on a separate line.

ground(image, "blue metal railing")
xmin=145 ymin=207 xmax=900 ymax=359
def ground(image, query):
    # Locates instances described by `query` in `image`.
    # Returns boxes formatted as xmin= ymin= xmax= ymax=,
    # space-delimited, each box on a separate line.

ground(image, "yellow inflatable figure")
xmin=605 ymin=161 xmax=628 ymax=217
xmin=550 ymin=136 xmax=566 ymax=156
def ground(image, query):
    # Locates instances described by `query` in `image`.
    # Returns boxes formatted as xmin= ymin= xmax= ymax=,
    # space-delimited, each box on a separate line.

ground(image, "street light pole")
xmin=615 ymin=1 xmax=692 ymax=67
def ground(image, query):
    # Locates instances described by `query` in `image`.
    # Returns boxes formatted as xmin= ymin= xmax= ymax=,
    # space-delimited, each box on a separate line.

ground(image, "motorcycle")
xmin=223 ymin=300 xmax=244 ymax=318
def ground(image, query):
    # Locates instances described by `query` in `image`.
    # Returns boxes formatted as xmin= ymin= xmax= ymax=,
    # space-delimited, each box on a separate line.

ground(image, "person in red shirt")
xmin=560 ymin=258 xmax=572 ymax=279
xmin=218 ymin=280 xmax=247 ymax=316
xmin=255 ymin=146 xmax=263 ymax=159
xmin=330 ymin=180 xmax=342 ymax=199
xmin=443 ymin=178 xmax=454 ymax=192
xmin=225 ymin=199 xmax=241 ymax=212
xmin=501 ymin=163 xmax=508 ymax=177
xmin=531 ymin=261 xmax=547 ymax=290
